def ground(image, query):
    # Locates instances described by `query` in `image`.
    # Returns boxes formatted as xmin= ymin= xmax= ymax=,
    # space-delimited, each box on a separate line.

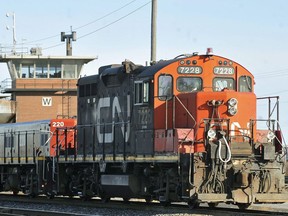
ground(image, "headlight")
xmin=227 ymin=98 xmax=238 ymax=116
xmin=207 ymin=129 xmax=216 ymax=139
xmin=228 ymin=98 xmax=238 ymax=106
xmin=228 ymin=107 xmax=238 ymax=115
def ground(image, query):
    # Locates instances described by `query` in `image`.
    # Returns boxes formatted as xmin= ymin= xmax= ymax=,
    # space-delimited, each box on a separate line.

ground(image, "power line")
xmin=23 ymin=35 xmax=58 ymax=45
xmin=74 ymin=0 xmax=138 ymax=31
xmin=78 ymin=1 xmax=150 ymax=40
xmin=43 ymin=1 xmax=151 ymax=50
xmin=256 ymin=68 xmax=288 ymax=75
xmin=23 ymin=0 xmax=139 ymax=45
xmin=258 ymin=89 xmax=288 ymax=97
xmin=255 ymin=68 xmax=288 ymax=79
xmin=256 ymin=74 xmax=288 ymax=79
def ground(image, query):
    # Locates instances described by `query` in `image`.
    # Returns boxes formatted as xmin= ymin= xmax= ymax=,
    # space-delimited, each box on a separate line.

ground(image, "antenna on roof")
xmin=6 ymin=12 xmax=17 ymax=55
xmin=61 ymin=27 xmax=77 ymax=56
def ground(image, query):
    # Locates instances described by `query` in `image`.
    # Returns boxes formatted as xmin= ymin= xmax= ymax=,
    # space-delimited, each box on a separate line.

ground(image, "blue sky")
xmin=1 ymin=0 xmax=288 ymax=140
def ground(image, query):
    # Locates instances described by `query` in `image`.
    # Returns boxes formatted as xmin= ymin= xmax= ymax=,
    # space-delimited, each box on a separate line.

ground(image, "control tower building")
xmin=0 ymin=47 xmax=96 ymax=122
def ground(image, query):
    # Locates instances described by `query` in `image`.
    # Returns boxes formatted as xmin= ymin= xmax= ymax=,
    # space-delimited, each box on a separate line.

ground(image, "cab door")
xmin=133 ymin=79 xmax=154 ymax=154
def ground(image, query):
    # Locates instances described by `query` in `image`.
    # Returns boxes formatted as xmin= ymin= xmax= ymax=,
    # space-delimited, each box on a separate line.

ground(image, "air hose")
xmin=218 ymin=135 xmax=231 ymax=163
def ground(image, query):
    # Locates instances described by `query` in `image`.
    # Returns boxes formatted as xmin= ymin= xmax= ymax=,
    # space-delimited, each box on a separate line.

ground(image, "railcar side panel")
xmin=0 ymin=120 xmax=51 ymax=164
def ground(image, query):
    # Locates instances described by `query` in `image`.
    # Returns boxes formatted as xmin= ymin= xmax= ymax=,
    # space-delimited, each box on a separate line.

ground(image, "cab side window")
xmin=158 ymin=75 xmax=173 ymax=100
xmin=135 ymin=81 xmax=149 ymax=104
xmin=239 ymin=76 xmax=252 ymax=92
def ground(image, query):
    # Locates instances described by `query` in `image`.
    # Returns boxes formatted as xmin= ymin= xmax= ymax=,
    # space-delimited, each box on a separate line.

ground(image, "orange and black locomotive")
xmin=0 ymin=49 xmax=286 ymax=209
xmin=69 ymin=49 xmax=287 ymax=208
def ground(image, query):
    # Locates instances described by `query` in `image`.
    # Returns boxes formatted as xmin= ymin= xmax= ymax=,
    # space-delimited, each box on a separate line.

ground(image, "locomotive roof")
xmin=78 ymin=74 xmax=98 ymax=85
xmin=77 ymin=60 xmax=175 ymax=83
xmin=138 ymin=54 xmax=253 ymax=78
xmin=77 ymin=54 xmax=254 ymax=84
xmin=138 ymin=58 xmax=179 ymax=78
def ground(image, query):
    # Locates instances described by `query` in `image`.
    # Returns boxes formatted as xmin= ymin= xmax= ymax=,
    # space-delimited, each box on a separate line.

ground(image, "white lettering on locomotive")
xmin=52 ymin=121 xmax=65 ymax=127
xmin=96 ymin=95 xmax=130 ymax=143
xmin=231 ymin=122 xmax=250 ymax=139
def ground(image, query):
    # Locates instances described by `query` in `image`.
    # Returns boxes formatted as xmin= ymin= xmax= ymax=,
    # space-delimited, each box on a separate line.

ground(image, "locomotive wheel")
xmin=208 ymin=202 xmax=218 ymax=208
xmin=187 ymin=200 xmax=200 ymax=209
xmin=28 ymin=193 xmax=36 ymax=198
xmin=144 ymin=196 xmax=153 ymax=203
xmin=237 ymin=203 xmax=250 ymax=210
xmin=46 ymin=192 xmax=55 ymax=199
xmin=101 ymin=196 xmax=110 ymax=203
xmin=12 ymin=190 xmax=19 ymax=196
xmin=123 ymin=198 xmax=130 ymax=203
xmin=160 ymin=201 xmax=171 ymax=207
xmin=80 ymin=195 xmax=92 ymax=201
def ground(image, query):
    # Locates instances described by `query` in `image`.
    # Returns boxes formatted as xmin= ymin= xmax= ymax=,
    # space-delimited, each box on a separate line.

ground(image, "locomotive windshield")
xmin=177 ymin=77 xmax=202 ymax=92
xmin=213 ymin=77 xmax=235 ymax=91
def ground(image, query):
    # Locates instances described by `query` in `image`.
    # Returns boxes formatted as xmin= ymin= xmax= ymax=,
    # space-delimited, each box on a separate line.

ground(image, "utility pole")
xmin=150 ymin=0 xmax=157 ymax=64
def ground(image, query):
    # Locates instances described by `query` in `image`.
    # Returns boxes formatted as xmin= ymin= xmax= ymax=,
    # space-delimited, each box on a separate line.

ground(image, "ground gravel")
xmin=0 ymin=200 xmax=211 ymax=216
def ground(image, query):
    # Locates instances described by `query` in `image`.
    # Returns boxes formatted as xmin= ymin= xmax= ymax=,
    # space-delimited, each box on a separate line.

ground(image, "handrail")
xmin=77 ymin=121 xmax=130 ymax=128
xmin=257 ymin=96 xmax=279 ymax=130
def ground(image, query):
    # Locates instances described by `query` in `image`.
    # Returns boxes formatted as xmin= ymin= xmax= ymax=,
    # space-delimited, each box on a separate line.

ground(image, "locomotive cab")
xmin=148 ymin=51 xmax=287 ymax=206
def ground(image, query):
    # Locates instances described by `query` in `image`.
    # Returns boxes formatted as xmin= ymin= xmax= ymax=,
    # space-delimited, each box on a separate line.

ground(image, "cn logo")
xmin=42 ymin=97 xmax=52 ymax=106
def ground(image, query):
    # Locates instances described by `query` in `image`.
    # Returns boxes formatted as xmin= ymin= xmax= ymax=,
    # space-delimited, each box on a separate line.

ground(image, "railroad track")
xmin=0 ymin=207 xmax=81 ymax=216
xmin=0 ymin=194 xmax=286 ymax=216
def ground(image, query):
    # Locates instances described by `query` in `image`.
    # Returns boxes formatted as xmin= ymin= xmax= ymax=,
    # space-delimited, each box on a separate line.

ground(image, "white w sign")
xmin=42 ymin=97 xmax=52 ymax=106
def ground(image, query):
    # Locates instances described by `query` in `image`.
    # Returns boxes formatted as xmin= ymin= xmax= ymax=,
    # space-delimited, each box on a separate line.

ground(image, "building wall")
xmin=13 ymin=79 xmax=77 ymax=90
xmin=15 ymin=92 xmax=77 ymax=122
xmin=14 ymin=79 xmax=78 ymax=122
